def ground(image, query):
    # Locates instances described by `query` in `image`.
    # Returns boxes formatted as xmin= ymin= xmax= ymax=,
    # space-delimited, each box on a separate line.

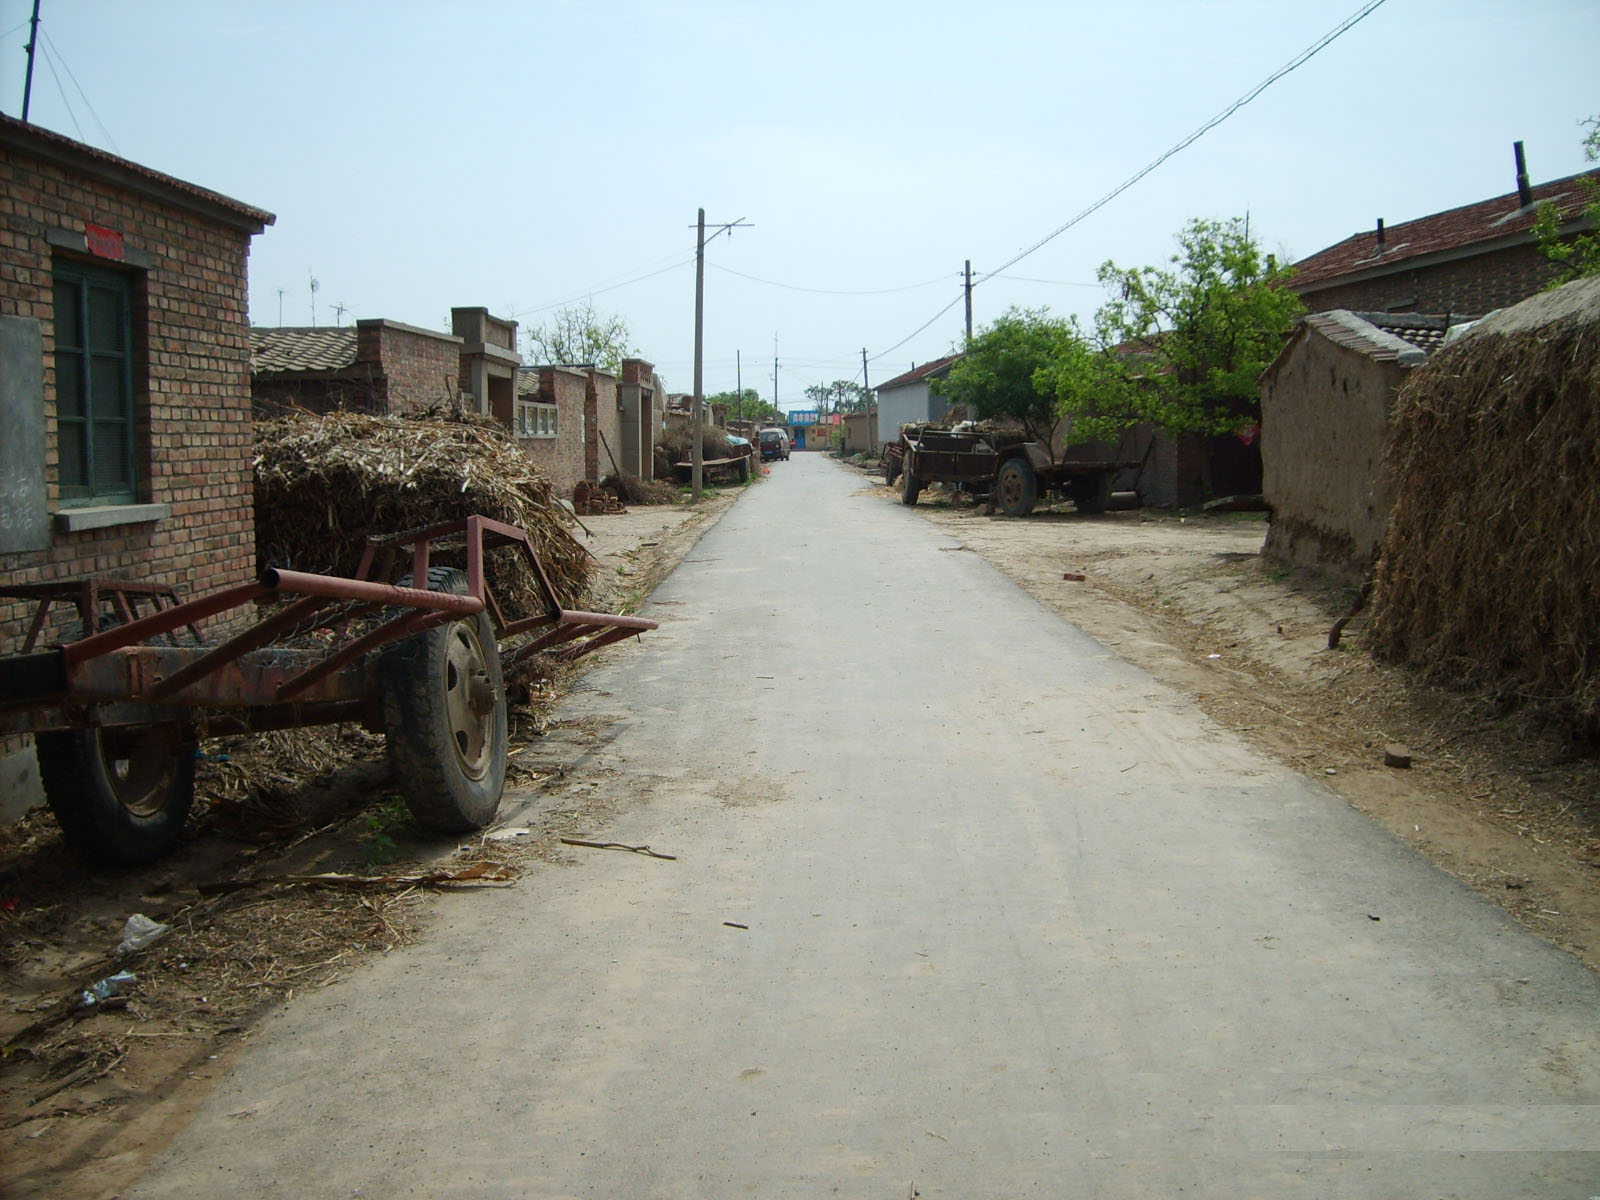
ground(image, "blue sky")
xmin=3 ymin=1 xmax=1595 ymax=404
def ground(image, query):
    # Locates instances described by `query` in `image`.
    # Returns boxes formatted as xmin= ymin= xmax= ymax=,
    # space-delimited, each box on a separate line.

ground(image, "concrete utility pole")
xmin=693 ymin=209 xmax=706 ymax=498
xmin=964 ymin=260 xmax=974 ymax=345
xmin=772 ymin=333 xmax=779 ymax=417
xmin=691 ymin=209 xmax=751 ymax=500
xmin=736 ymin=349 xmax=742 ymax=425
xmin=862 ymin=347 xmax=873 ymax=453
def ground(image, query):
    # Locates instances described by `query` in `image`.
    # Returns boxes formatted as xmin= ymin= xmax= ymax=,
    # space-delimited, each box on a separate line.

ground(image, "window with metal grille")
xmin=52 ymin=261 xmax=136 ymax=504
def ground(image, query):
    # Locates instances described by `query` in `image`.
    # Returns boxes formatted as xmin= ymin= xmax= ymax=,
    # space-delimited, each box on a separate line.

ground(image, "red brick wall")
xmin=371 ymin=322 xmax=461 ymax=413
xmin=589 ymin=370 xmax=622 ymax=483
xmin=520 ymin=367 xmax=588 ymax=499
xmin=1298 ymin=244 xmax=1564 ymax=317
xmin=1 ymin=142 xmax=262 ymax=651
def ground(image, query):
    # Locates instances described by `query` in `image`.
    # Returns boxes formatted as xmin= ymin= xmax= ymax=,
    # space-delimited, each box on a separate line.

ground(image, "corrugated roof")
xmin=1291 ymin=170 xmax=1598 ymax=291
xmin=875 ymin=353 xmax=963 ymax=392
xmin=251 ymin=327 xmax=358 ymax=373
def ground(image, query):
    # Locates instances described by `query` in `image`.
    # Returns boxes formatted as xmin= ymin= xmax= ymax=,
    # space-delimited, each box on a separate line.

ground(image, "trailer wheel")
xmin=735 ymin=455 xmax=751 ymax=482
xmin=899 ymin=464 xmax=922 ymax=506
xmin=995 ymin=458 xmax=1038 ymax=517
xmin=883 ymin=454 xmax=901 ymax=487
xmin=379 ymin=568 xmax=507 ymax=834
xmin=37 ymin=724 xmax=195 ymax=865
xmin=1073 ymin=474 xmax=1113 ymax=514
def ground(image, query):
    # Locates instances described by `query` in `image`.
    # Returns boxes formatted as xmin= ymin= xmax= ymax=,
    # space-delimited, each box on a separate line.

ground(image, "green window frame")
xmin=52 ymin=260 xmax=137 ymax=505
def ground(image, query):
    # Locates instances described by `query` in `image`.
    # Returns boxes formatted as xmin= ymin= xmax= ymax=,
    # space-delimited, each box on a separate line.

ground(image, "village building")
xmin=0 ymin=115 xmax=273 ymax=814
xmin=873 ymin=354 xmax=958 ymax=446
xmin=1259 ymin=311 xmax=1455 ymax=581
xmin=251 ymin=319 xmax=463 ymax=416
xmin=1289 ymin=145 xmax=1597 ymax=316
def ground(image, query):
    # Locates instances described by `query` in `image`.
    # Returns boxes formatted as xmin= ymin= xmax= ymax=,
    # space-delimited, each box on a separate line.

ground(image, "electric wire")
xmin=42 ymin=32 xmax=118 ymax=154
xmin=37 ymin=44 xmax=82 ymax=142
xmin=984 ymin=0 xmax=1389 ymax=282
xmin=709 ymin=263 xmax=954 ymax=296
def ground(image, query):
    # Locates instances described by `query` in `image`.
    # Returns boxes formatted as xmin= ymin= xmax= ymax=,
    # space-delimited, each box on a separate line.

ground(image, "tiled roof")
xmin=874 ymin=353 xmax=963 ymax=392
xmin=0 ymin=114 xmax=274 ymax=232
xmin=1301 ymin=311 xmax=1428 ymax=366
xmin=251 ymin=327 xmax=358 ymax=373
xmin=1291 ymin=170 xmax=1599 ymax=291
xmin=1358 ymin=312 xmax=1459 ymax=355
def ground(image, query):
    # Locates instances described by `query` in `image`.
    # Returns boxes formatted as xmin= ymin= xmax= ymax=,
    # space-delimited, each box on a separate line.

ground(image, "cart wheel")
xmin=379 ymin=567 xmax=507 ymax=834
xmin=37 ymin=724 xmax=196 ymax=865
xmin=899 ymin=465 xmax=922 ymax=506
xmin=995 ymin=457 xmax=1038 ymax=517
xmin=1073 ymin=474 xmax=1113 ymax=514
xmin=883 ymin=455 xmax=901 ymax=487
xmin=736 ymin=456 xmax=751 ymax=482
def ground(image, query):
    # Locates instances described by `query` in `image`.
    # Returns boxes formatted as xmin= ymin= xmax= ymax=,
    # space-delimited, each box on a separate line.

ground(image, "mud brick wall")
xmin=0 ymin=127 xmax=267 ymax=653
xmin=1299 ymin=244 xmax=1564 ymax=319
xmin=1261 ymin=336 xmax=1406 ymax=581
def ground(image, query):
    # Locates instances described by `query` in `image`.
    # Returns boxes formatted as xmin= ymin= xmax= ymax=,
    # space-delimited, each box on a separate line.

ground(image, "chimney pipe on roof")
xmin=1514 ymin=141 xmax=1534 ymax=208
xmin=1376 ymin=218 xmax=1385 ymax=254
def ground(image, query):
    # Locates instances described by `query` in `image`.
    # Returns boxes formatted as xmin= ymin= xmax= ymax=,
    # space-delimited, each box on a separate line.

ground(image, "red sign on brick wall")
xmin=85 ymin=223 xmax=125 ymax=261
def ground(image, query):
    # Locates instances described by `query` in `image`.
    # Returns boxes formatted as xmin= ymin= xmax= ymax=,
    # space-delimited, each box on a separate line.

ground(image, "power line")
xmin=985 ymin=0 xmax=1389 ymax=281
xmin=37 ymin=45 xmax=82 ymax=141
xmin=868 ymin=292 xmax=965 ymax=364
xmin=42 ymin=33 xmax=117 ymax=153
xmin=708 ymin=263 xmax=953 ymax=296
xmin=516 ymin=254 xmax=696 ymax=319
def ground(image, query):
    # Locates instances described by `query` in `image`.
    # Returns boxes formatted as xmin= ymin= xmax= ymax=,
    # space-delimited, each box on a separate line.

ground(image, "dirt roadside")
xmin=865 ymin=464 xmax=1599 ymax=976
xmin=0 ymin=489 xmax=741 ymax=1200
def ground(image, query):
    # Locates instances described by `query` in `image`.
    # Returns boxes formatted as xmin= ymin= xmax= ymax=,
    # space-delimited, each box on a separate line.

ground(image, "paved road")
xmin=130 ymin=455 xmax=1599 ymax=1198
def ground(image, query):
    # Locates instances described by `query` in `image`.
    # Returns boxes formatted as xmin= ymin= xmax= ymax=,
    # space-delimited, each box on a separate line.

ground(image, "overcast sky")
xmin=4 ymin=1 xmax=1596 ymax=406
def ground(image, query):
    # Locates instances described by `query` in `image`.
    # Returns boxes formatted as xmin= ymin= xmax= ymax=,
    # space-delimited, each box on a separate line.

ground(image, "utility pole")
xmin=692 ymin=209 xmax=706 ymax=499
xmin=276 ymin=289 xmax=284 ymax=326
xmin=862 ymin=347 xmax=873 ymax=453
xmin=736 ymin=349 xmax=742 ymax=426
xmin=21 ymin=0 xmax=41 ymax=122
xmin=963 ymin=259 xmax=974 ymax=345
xmin=690 ymin=209 xmax=751 ymax=500
xmin=772 ymin=333 xmax=779 ymax=418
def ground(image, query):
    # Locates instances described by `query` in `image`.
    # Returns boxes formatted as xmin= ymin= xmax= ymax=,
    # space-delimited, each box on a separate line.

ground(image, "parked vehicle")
xmin=759 ymin=428 xmax=791 ymax=461
xmin=890 ymin=427 xmax=1133 ymax=516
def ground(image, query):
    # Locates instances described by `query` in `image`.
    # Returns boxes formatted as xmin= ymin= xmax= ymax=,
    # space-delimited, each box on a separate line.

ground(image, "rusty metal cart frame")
xmin=0 ymin=515 xmax=657 ymax=865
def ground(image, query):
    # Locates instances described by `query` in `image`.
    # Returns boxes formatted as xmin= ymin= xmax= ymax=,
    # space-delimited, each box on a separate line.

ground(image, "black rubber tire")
xmin=899 ymin=464 xmax=922 ymax=506
xmin=735 ymin=456 xmax=751 ymax=482
xmin=37 ymin=724 xmax=196 ymax=866
xmin=1073 ymin=473 xmax=1113 ymax=515
xmin=995 ymin=458 xmax=1039 ymax=517
xmin=378 ymin=567 xmax=507 ymax=834
xmin=883 ymin=456 xmax=901 ymax=488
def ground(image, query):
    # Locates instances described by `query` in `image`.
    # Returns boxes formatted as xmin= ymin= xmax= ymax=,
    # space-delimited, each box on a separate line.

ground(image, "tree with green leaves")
xmin=1534 ymin=115 xmax=1600 ymax=282
xmin=804 ymin=379 xmax=869 ymax=415
xmin=707 ymin=387 xmax=779 ymax=426
xmin=523 ymin=301 xmax=637 ymax=372
xmin=1091 ymin=216 xmax=1303 ymax=437
xmin=932 ymin=308 xmax=1079 ymax=452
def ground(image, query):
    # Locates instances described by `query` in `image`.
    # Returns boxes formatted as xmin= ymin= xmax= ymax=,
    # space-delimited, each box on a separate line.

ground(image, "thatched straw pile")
xmin=255 ymin=409 xmax=593 ymax=616
xmin=603 ymin=471 xmax=679 ymax=505
xmin=1368 ymin=276 xmax=1600 ymax=732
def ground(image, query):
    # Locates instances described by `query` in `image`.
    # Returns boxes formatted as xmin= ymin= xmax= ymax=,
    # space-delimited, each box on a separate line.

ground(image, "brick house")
xmin=251 ymin=319 xmax=463 ymax=416
xmin=452 ymin=307 xmax=520 ymax=421
xmin=516 ymin=364 xmax=589 ymax=496
xmin=873 ymin=354 xmax=959 ymax=445
xmin=0 ymin=115 xmax=273 ymax=812
xmin=514 ymin=358 xmax=667 ymax=499
xmin=1290 ymin=147 xmax=1597 ymax=316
